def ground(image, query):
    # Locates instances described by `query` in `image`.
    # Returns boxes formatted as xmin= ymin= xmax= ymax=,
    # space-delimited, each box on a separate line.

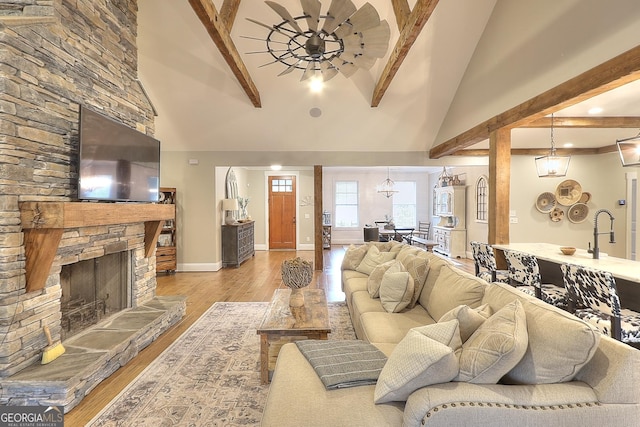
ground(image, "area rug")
xmin=88 ymin=301 xmax=355 ymax=426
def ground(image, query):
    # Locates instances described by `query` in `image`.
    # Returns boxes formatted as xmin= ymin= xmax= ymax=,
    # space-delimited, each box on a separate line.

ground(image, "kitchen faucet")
xmin=587 ymin=209 xmax=615 ymax=259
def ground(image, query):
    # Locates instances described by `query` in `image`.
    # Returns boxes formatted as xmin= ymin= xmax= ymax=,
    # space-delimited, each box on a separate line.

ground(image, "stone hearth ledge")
xmin=0 ymin=295 xmax=187 ymax=412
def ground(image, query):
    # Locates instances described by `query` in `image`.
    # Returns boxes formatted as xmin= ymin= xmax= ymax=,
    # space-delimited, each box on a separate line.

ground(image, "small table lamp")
xmin=222 ymin=198 xmax=239 ymax=225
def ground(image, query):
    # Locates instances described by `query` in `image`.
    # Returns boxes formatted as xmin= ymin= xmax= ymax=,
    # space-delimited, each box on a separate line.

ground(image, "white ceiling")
xmin=136 ymin=0 xmax=640 ymax=155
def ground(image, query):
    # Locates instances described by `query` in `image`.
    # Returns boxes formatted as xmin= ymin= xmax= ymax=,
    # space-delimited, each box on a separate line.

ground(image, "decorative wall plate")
xmin=535 ymin=192 xmax=557 ymax=213
xmin=555 ymin=179 xmax=582 ymax=206
xmin=549 ymin=207 xmax=564 ymax=222
xmin=579 ymin=191 xmax=591 ymax=204
xmin=568 ymin=203 xmax=589 ymax=223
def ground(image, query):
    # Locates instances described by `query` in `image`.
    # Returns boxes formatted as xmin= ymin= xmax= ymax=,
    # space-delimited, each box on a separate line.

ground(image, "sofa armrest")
xmin=403 ymin=381 xmax=599 ymax=427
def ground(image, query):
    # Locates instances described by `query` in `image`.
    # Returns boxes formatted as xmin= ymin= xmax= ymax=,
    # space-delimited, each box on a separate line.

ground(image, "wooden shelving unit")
xmin=156 ymin=187 xmax=177 ymax=273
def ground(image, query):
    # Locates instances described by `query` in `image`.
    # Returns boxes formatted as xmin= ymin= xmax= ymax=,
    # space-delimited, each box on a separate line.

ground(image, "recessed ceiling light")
xmin=588 ymin=107 xmax=603 ymax=114
xmin=309 ymin=107 xmax=322 ymax=118
xmin=271 ymin=165 xmax=282 ymax=171
xmin=563 ymin=143 xmax=574 ymax=148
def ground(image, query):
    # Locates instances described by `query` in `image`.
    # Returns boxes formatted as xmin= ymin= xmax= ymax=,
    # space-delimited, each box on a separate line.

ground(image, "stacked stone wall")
xmin=0 ymin=0 xmax=157 ymax=377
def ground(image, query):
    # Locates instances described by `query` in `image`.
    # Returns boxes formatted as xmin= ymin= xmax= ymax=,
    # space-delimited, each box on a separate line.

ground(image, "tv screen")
xmin=78 ymin=106 xmax=160 ymax=202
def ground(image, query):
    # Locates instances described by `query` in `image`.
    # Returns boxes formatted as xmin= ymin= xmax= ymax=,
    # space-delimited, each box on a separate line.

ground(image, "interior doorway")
xmin=268 ymin=175 xmax=296 ymax=249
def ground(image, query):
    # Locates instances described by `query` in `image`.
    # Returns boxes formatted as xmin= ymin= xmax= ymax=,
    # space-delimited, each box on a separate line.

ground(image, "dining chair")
xmin=414 ymin=221 xmax=431 ymax=240
xmin=561 ymin=263 xmax=640 ymax=343
xmin=470 ymin=241 xmax=509 ymax=283
xmin=503 ymin=250 xmax=567 ymax=308
xmin=392 ymin=227 xmax=414 ymax=243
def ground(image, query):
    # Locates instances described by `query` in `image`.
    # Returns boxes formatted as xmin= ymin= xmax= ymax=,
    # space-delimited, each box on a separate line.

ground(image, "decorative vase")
xmin=281 ymin=257 xmax=313 ymax=308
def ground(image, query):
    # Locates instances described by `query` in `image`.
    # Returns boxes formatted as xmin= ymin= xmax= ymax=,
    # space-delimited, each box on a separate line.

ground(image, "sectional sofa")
xmin=261 ymin=242 xmax=640 ymax=426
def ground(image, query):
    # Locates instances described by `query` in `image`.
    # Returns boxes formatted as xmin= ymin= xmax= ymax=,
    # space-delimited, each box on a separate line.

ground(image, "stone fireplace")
xmin=0 ymin=0 xmax=184 ymax=412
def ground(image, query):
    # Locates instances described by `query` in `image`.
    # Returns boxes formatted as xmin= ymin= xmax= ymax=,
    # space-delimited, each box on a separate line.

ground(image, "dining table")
xmin=492 ymin=243 xmax=640 ymax=311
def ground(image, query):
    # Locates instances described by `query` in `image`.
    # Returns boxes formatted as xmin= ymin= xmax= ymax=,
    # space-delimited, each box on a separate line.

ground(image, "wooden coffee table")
xmin=257 ymin=288 xmax=331 ymax=384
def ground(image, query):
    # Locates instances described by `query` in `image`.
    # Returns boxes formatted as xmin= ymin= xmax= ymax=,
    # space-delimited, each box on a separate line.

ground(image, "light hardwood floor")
xmin=66 ymin=246 xmax=474 ymax=425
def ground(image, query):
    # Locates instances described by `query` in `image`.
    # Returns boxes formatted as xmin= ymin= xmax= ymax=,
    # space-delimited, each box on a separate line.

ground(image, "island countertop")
xmin=492 ymin=243 xmax=640 ymax=283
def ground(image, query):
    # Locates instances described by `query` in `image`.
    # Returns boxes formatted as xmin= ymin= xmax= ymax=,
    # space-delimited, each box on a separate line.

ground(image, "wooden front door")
xmin=269 ymin=176 xmax=296 ymax=249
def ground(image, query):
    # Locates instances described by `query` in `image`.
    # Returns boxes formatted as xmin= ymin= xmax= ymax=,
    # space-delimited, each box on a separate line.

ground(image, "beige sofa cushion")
xmin=341 ymin=244 xmax=369 ymax=270
xmin=379 ymin=265 xmax=414 ymax=313
xmin=456 ymin=300 xmax=528 ymax=384
xmin=401 ymin=254 xmax=431 ymax=309
xmin=367 ymin=260 xmax=396 ymax=298
xmin=359 ymin=309 xmax=433 ymax=344
xmin=484 ymin=282 xmax=601 ymax=384
xmin=356 ymin=246 xmax=397 ymax=275
xmin=425 ymin=264 xmax=487 ymax=321
xmin=438 ymin=304 xmax=492 ymax=342
xmin=374 ymin=320 xmax=462 ymax=403
xmin=417 ymin=254 xmax=454 ymax=308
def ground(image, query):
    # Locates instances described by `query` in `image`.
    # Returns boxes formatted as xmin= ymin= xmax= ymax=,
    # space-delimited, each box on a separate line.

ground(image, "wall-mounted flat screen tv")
xmin=78 ymin=106 xmax=160 ymax=202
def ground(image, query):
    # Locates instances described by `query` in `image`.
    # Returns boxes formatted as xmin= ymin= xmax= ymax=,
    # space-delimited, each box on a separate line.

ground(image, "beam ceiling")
xmin=188 ymin=0 xmax=261 ymax=108
xmin=430 ymin=44 xmax=640 ymax=158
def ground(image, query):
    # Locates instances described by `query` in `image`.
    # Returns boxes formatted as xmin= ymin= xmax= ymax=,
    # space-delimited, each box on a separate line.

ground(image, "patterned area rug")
xmin=88 ymin=301 xmax=355 ymax=426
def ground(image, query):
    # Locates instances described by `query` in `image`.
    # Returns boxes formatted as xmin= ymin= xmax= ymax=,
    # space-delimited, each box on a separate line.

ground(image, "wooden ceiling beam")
xmin=219 ymin=0 xmax=241 ymax=31
xmin=523 ymin=116 xmax=640 ymax=128
xmin=371 ymin=0 xmax=439 ymax=107
xmin=429 ymin=44 xmax=640 ymax=158
xmin=453 ymin=146 xmax=617 ymax=156
xmin=391 ymin=0 xmax=411 ymax=31
xmin=189 ymin=0 xmax=261 ymax=108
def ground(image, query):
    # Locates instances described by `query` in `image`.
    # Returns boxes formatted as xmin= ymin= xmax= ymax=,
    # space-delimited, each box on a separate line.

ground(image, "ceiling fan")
xmin=245 ymin=0 xmax=391 ymax=81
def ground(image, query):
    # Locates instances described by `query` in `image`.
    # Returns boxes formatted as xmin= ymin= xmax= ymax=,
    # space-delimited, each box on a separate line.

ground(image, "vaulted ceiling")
xmin=137 ymin=0 xmax=640 ymax=161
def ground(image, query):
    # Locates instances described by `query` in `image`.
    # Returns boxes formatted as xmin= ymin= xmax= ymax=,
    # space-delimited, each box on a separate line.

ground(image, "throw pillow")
xmin=379 ymin=265 xmax=414 ymax=313
xmin=438 ymin=304 xmax=493 ymax=342
xmin=425 ymin=264 xmax=488 ymax=321
xmin=356 ymin=245 xmax=397 ymax=276
xmin=456 ymin=300 xmax=528 ymax=384
xmin=401 ymin=254 xmax=431 ymax=309
xmin=374 ymin=320 xmax=462 ymax=403
xmin=341 ymin=244 xmax=369 ymax=271
xmin=367 ymin=260 xmax=396 ymax=298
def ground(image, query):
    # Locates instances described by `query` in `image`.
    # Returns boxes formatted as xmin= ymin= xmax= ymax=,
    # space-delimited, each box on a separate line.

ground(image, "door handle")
xmin=293 ymin=217 xmax=296 ymax=224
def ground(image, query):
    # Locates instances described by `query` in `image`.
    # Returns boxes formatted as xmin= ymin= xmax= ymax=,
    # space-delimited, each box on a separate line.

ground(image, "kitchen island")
xmin=493 ymin=243 xmax=640 ymax=310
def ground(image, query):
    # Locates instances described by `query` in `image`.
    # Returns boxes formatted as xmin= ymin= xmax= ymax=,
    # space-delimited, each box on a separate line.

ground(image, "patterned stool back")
xmin=561 ymin=263 xmax=620 ymax=318
xmin=503 ymin=250 xmax=541 ymax=289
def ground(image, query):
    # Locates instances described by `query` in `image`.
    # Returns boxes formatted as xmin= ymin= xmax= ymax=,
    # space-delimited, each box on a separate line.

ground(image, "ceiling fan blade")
xmin=300 ymin=60 xmax=317 ymax=81
xmin=349 ymin=54 xmax=376 ymax=70
xmin=319 ymin=60 xmax=339 ymax=81
xmin=265 ymin=1 xmax=304 ymax=34
xmin=330 ymin=56 xmax=357 ymax=78
xmin=342 ymin=20 xmax=390 ymax=58
xmin=240 ymin=35 xmax=288 ymax=45
xmin=278 ymin=60 xmax=301 ymax=76
xmin=334 ymin=3 xmax=380 ymax=39
xmin=301 ymin=0 xmax=321 ymax=33
xmin=246 ymin=18 xmax=283 ymax=34
xmin=322 ymin=0 xmax=357 ymax=34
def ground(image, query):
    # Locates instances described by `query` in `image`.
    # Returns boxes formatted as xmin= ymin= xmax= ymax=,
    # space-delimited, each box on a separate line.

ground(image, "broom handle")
xmin=43 ymin=325 xmax=54 ymax=346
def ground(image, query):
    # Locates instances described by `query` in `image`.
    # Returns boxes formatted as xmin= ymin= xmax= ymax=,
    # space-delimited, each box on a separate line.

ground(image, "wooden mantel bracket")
xmin=19 ymin=202 xmax=175 ymax=293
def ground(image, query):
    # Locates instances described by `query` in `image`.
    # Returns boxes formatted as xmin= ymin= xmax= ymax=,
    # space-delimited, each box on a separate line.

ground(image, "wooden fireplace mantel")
xmin=19 ymin=202 xmax=176 ymax=293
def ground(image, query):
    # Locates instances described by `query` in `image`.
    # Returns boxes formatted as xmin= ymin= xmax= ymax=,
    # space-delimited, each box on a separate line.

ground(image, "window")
xmin=392 ymin=181 xmax=417 ymax=228
xmin=476 ymin=175 xmax=488 ymax=223
xmin=335 ymin=181 xmax=359 ymax=227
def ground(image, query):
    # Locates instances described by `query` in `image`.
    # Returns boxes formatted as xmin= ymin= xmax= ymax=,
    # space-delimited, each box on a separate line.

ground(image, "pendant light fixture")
xmin=535 ymin=113 xmax=571 ymax=177
xmin=377 ymin=168 xmax=398 ymax=198
xmin=616 ymin=130 xmax=640 ymax=167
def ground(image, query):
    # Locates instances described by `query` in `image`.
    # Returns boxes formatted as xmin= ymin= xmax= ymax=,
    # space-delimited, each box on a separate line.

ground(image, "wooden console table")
xmin=221 ymin=221 xmax=255 ymax=267
xmin=256 ymin=288 xmax=331 ymax=384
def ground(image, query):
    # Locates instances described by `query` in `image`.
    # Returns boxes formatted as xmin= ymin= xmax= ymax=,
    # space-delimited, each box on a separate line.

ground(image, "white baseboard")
xmin=177 ymin=262 xmax=221 ymax=272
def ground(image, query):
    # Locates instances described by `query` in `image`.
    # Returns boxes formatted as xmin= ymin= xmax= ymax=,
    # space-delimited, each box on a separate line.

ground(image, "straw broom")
xmin=41 ymin=325 xmax=65 ymax=364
